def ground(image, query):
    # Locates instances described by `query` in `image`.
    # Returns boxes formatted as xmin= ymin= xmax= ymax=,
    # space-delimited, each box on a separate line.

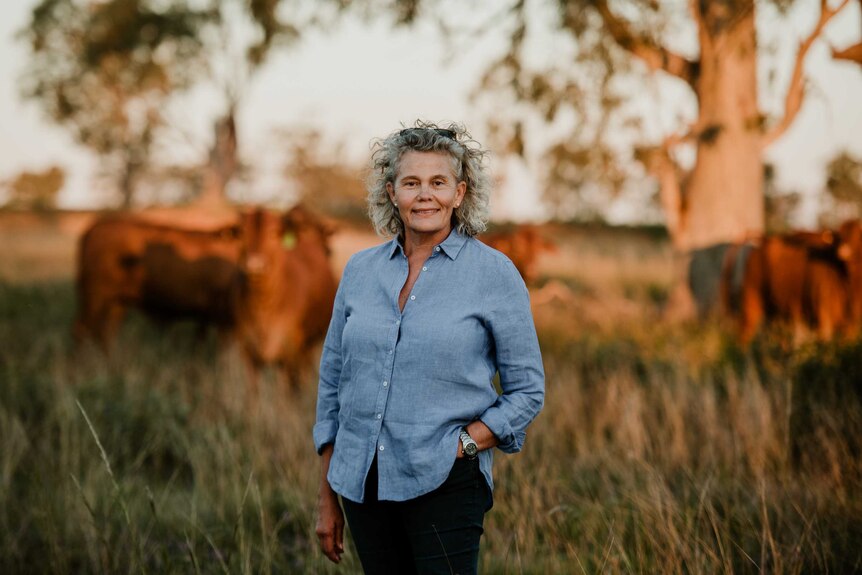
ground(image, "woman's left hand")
xmin=457 ymin=420 xmax=499 ymax=457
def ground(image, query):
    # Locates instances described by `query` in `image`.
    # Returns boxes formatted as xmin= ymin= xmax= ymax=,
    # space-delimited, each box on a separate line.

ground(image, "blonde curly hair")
xmin=366 ymin=121 xmax=491 ymax=238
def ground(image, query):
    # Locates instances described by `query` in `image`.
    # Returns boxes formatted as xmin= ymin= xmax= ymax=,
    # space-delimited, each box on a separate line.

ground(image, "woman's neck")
xmin=401 ymin=226 xmax=452 ymax=258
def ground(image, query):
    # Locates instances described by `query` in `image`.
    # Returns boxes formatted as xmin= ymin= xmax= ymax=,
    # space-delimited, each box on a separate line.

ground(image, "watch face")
xmin=464 ymin=442 xmax=478 ymax=456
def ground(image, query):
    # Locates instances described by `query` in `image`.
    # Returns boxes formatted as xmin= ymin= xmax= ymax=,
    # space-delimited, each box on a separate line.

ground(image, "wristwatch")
xmin=459 ymin=428 xmax=479 ymax=459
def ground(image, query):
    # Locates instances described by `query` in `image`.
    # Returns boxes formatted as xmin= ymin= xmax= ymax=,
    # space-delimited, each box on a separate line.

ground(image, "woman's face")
xmin=387 ymin=151 xmax=466 ymax=242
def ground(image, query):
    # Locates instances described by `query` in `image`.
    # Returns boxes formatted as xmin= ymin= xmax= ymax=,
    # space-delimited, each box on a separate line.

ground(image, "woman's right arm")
xmin=316 ymin=444 xmax=345 ymax=563
xmin=313 ymin=261 xmax=351 ymax=563
xmin=313 ymin=261 xmax=350 ymax=454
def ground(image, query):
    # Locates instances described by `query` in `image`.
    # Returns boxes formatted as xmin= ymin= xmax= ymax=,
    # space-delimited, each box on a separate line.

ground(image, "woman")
xmin=313 ymin=123 xmax=545 ymax=573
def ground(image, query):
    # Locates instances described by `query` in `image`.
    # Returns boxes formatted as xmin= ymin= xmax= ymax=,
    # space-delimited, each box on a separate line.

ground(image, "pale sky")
xmin=1 ymin=1 xmax=861 ymax=225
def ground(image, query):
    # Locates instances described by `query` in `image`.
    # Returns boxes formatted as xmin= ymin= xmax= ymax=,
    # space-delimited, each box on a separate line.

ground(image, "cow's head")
xmin=281 ymin=204 xmax=337 ymax=256
xmin=837 ymin=220 xmax=862 ymax=269
xmin=238 ymin=207 xmax=285 ymax=278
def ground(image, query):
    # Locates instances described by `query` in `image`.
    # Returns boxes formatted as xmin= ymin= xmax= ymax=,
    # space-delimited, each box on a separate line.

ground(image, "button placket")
xmin=373 ymin=310 xmax=400 ymax=453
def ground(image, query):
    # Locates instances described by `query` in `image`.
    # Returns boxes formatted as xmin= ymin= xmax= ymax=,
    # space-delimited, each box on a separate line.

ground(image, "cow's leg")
xmin=738 ymin=249 xmax=765 ymax=346
xmin=93 ymin=302 xmax=126 ymax=352
xmin=274 ymin=329 xmax=309 ymax=394
xmin=790 ymin=307 xmax=807 ymax=346
xmin=72 ymin=309 xmax=94 ymax=345
xmin=73 ymin=291 xmax=106 ymax=346
xmin=278 ymin=349 xmax=306 ymax=395
xmin=739 ymin=289 xmax=764 ymax=346
xmin=819 ymin=315 xmax=836 ymax=340
xmin=215 ymin=325 xmax=236 ymax=355
xmin=242 ymin=351 xmax=263 ymax=406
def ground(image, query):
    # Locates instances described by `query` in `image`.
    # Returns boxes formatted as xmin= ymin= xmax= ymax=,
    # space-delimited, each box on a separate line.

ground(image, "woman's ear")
xmin=455 ymin=181 xmax=467 ymax=207
xmin=386 ymin=182 xmax=397 ymax=207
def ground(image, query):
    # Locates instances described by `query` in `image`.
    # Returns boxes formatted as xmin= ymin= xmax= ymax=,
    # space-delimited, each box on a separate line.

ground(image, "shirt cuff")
xmin=313 ymin=420 xmax=338 ymax=455
xmin=479 ymin=407 xmax=524 ymax=454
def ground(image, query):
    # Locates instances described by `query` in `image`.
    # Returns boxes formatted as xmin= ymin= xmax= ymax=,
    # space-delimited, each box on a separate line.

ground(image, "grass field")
xmin=1 ymin=213 xmax=861 ymax=573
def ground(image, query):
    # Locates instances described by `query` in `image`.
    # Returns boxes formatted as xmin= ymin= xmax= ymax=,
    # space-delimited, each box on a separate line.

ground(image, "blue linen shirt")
xmin=313 ymin=228 xmax=545 ymax=503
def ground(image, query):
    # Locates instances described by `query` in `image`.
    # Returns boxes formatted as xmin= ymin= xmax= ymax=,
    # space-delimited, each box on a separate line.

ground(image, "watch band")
xmin=459 ymin=428 xmax=479 ymax=459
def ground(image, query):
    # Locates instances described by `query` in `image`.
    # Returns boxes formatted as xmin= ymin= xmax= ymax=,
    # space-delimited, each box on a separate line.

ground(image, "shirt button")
xmin=383 ymin=380 xmax=388 ymax=387
xmin=435 ymin=246 xmax=441 ymax=252
xmin=410 ymin=295 xmax=415 ymax=300
xmin=379 ymin=445 xmax=385 ymax=451
xmin=377 ymin=413 xmax=382 ymax=419
xmin=388 ymin=349 xmax=393 ymax=355
xmin=422 ymin=266 xmax=428 ymax=271
xmin=395 ymin=319 xmax=400 ymax=325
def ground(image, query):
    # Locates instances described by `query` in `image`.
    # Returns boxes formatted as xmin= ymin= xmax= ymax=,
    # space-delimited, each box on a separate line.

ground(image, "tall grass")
xmin=1 ymin=268 xmax=861 ymax=573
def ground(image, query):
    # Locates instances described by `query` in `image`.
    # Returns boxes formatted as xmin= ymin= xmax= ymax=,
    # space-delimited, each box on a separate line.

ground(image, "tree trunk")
xmin=119 ymin=156 xmax=139 ymax=209
xmin=678 ymin=2 xmax=764 ymax=251
xmin=197 ymin=109 xmax=237 ymax=209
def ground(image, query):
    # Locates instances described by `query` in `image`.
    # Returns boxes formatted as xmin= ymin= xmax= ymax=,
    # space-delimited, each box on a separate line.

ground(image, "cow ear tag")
xmin=282 ymin=232 xmax=297 ymax=250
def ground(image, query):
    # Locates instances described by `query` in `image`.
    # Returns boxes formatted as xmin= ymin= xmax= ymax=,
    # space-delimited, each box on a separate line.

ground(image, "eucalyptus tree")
xmin=20 ymin=0 xmax=219 ymax=207
xmin=20 ymin=0 xmax=307 ymax=208
xmin=264 ymin=0 xmax=861 ymax=246
xmin=383 ymin=0 xmax=859 ymax=252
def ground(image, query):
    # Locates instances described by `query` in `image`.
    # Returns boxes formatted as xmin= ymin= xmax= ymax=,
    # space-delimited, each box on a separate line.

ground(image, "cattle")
xmin=836 ymin=219 xmax=862 ymax=335
xmin=832 ymin=42 xmax=862 ymax=67
xmin=74 ymin=214 xmax=242 ymax=347
xmin=479 ymin=225 xmax=556 ymax=285
xmin=233 ymin=205 xmax=338 ymax=391
xmin=688 ymin=242 xmax=733 ymax=319
xmin=722 ymin=229 xmax=854 ymax=344
xmin=75 ymin=205 xmax=339 ymax=394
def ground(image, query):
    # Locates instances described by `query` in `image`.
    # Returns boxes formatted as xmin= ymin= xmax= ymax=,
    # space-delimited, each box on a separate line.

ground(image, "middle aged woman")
xmin=313 ymin=123 xmax=545 ymax=574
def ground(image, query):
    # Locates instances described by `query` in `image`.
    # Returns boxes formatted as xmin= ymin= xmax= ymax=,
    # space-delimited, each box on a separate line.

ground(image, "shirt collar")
xmin=438 ymin=227 xmax=468 ymax=260
xmin=387 ymin=227 xmax=469 ymax=261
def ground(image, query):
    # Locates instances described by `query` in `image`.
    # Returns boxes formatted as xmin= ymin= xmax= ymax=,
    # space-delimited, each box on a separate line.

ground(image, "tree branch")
xmin=636 ymin=139 xmax=687 ymax=248
xmin=763 ymin=0 xmax=852 ymax=148
xmin=832 ymin=41 xmax=862 ymax=66
xmin=689 ymin=0 xmax=710 ymax=51
xmin=594 ymin=0 xmax=699 ymax=90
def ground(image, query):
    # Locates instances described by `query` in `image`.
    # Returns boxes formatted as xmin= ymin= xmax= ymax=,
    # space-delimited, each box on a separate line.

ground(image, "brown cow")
xmin=74 ymin=215 xmax=241 ymax=347
xmin=725 ymin=229 xmax=852 ymax=344
xmin=479 ymin=225 xmax=556 ymax=285
xmin=233 ymin=205 xmax=338 ymax=391
xmin=836 ymin=219 xmax=862 ymax=336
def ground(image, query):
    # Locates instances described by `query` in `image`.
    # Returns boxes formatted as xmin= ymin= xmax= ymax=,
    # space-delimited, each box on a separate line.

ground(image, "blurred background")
xmin=2 ymin=0 xmax=862 ymax=573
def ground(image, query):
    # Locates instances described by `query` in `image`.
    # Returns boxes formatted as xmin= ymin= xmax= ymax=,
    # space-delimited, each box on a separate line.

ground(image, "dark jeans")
xmin=341 ymin=456 xmax=492 ymax=575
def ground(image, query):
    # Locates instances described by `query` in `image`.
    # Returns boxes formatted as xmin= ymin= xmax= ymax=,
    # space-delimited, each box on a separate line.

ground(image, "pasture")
xmin=1 ymin=212 xmax=861 ymax=574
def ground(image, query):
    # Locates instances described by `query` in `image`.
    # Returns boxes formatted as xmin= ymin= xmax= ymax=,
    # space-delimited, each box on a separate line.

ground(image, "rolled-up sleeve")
xmin=313 ymin=259 xmax=350 ymax=455
xmin=479 ymin=259 xmax=545 ymax=453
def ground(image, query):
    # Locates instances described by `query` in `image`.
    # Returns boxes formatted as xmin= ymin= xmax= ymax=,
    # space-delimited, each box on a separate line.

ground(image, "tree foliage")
xmin=485 ymin=1 xmax=853 ymax=238
xmin=281 ymin=128 xmax=368 ymax=222
xmin=19 ymin=0 xmax=314 ymax=208
xmin=386 ymin=0 xmax=857 ymax=249
xmin=2 ymin=166 xmax=65 ymax=211
xmin=20 ymin=0 xmax=219 ymax=207
xmin=824 ymin=150 xmax=862 ymax=222
xmin=763 ymin=162 xmax=801 ymax=233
